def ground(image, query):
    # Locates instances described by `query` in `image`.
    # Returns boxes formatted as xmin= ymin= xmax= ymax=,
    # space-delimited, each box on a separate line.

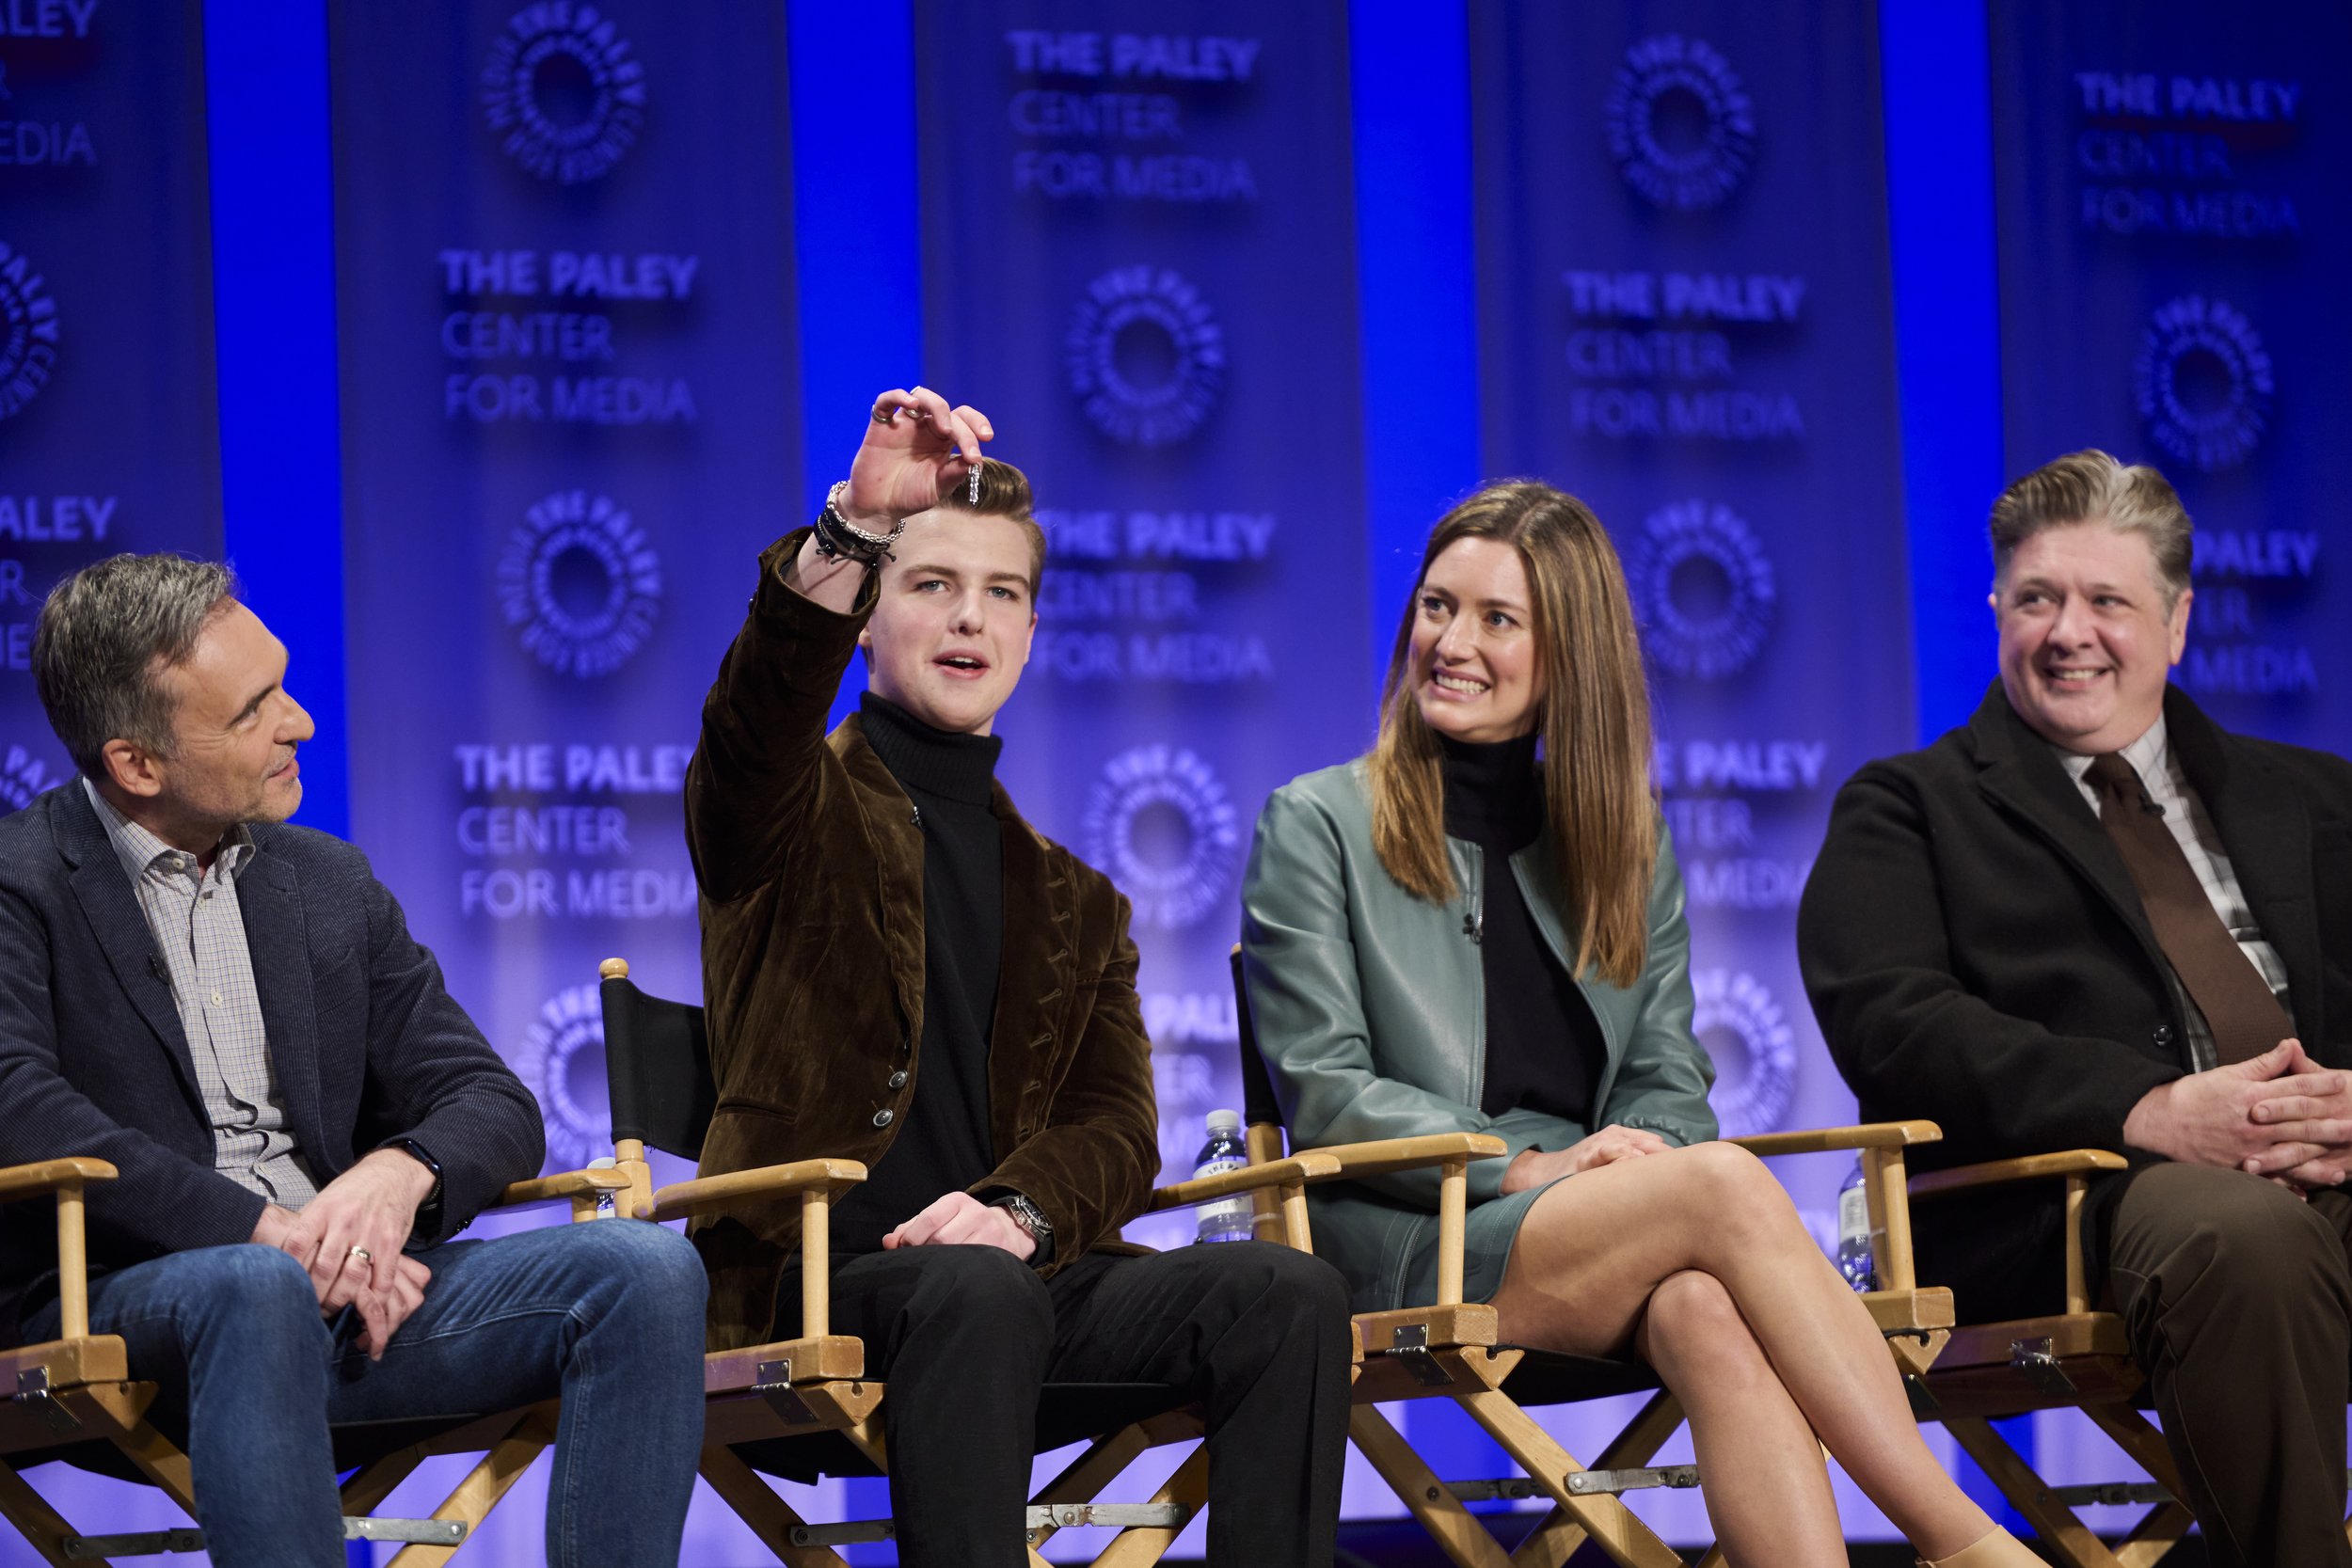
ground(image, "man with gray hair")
xmin=0 ymin=553 xmax=708 ymax=1567
xmin=1800 ymin=450 xmax=2352 ymax=1567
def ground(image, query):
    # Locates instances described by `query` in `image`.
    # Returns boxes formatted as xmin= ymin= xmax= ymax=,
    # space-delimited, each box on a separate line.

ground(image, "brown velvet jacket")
xmin=685 ymin=531 xmax=1161 ymax=1350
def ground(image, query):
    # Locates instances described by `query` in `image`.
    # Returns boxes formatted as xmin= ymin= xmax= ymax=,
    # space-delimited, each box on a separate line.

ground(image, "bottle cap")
xmin=1205 ymin=1108 xmax=1241 ymax=1132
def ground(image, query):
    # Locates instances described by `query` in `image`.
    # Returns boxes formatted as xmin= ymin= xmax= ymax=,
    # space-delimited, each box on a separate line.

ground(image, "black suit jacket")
xmin=0 ymin=783 xmax=544 ymax=1344
xmin=1799 ymin=683 xmax=2352 ymax=1318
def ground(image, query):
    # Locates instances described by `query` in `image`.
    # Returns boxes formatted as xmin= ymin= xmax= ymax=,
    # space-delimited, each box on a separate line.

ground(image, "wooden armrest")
xmin=1293 ymin=1132 xmax=1509 ymax=1181
xmin=1147 ymin=1153 xmax=1343 ymax=1212
xmin=1730 ymin=1120 xmax=1943 ymax=1157
xmin=648 ymin=1159 xmax=867 ymax=1223
xmin=1909 ymin=1149 xmax=2128 ymax=1200
xmin=0 ymin=1159 xmax=117 ymax=1205
xmin=489 ymin=1167 xmax=631 ymax=1210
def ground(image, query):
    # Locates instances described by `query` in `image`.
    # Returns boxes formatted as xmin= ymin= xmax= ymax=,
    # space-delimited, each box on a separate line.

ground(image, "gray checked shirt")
xmin=83 ymin=777 xmax=321 ymax=1208
xmin=2056 ymin=717 xmax=2295 ymax=1072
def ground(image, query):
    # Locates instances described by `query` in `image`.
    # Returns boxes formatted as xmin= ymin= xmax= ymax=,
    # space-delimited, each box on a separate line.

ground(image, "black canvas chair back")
xmin=597 ymin=968 xmax=718 ymax=1161
xmin=1229 ymin=947 xmax=1286 ymax=1134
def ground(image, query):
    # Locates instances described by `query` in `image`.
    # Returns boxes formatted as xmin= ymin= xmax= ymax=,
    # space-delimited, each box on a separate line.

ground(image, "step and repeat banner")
xmin=0 ymin=0 xmax=218 ymax=815
xmin=1470 ymin=0 xmax=1914 ymax=1537
xmin=1987 ymin=0 xmax=2352 ymax=1530
xmin=328 ymin=8 xmax=803 ymax=1551
xmin=911 ymin=1 xmax=1374 ymax=1230
xmin=1992 ymin=1 xmax=2352 ymax=752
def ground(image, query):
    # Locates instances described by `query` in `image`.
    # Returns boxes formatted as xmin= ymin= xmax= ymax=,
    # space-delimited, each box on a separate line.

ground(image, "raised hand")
xmin=845 ymin=386 xmax=994 ymax=524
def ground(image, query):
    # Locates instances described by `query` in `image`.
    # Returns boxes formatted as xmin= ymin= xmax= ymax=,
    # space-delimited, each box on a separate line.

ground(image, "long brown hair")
xmin=1367 ymin=482 xmax=1658 ymax=988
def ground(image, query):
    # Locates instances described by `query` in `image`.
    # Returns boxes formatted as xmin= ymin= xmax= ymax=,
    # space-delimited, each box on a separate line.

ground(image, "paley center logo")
xmin=1623 ymin=499 xmax=1775 ymax=680
xmin=1692 ymin=967 xmax=1795 ymax=1138
xmin=2134 ymin=295 xmax=2273 ymax=473
xmin=1604 ymin=35 xmax=1756 ymax=212
xmin=1081 ymin=744 xmax=1240 ymax=930
xmin=496 ymin=490 xmax=663 ymax=678
xmin=514 ymin=984 xmax=612 ymax=1172
xmin=0 ymin=239 xmax=61 ymax=421
xmin=481 ymin=4 xmax=647 ymax=184
xmin=1064 ymin=265 xmax=1225 ymax=447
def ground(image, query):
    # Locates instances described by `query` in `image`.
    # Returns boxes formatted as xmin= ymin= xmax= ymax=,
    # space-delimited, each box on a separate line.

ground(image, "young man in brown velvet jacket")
xmin=684 ymin=385 xmax=1352 ymax=1568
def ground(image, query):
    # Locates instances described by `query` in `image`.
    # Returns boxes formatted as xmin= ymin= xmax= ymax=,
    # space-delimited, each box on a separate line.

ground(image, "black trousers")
xmin=763 ymin=1241 xmax=1353 ymax=1568
xmin=2106 ymin=1164 xmax=2352 ymax=1568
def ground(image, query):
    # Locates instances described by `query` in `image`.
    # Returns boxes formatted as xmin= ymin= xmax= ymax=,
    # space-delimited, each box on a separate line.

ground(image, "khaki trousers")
xmin=2108 ymin=1163 xmax=2352 ymax=1568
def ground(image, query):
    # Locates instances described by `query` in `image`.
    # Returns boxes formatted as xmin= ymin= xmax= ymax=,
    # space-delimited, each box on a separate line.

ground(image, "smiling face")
xmin=860 ymin=508 xmax=1039 ymax=736
xmin=1407 ymin=536 xmax=1545 ymax=743
xmin=1994 ymin=520 xmax=2191 ymax=754
xmin=111 ymin=600 xmax=315 ymax=848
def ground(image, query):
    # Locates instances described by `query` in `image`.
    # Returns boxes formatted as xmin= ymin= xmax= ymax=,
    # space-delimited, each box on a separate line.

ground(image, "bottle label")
xmin=1838 ymin=1184 xmax=1869 ymax=1244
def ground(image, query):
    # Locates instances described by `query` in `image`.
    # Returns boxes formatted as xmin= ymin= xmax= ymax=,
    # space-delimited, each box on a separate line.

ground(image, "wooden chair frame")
xmin=0 ymin=1156 xmax=628 ymax=1568
xmin=1905 ymin=1148 xmax=2352 ymax=1568
xmin=1231 ymin=950 xmax=1953 ymax=1568
xmin=595 ymin=955 xmax=1348 ymax=1568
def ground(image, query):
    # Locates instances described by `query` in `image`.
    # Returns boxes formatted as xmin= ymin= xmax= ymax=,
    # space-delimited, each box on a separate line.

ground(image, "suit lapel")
xmin=59 ymin=789 xmax=199 ymax=1103
xmin=2169 ymin=690 xmax=2326 ymax=1043
xmin=238 ymin=838 xmax=326 ymax=1157
xmin=1967 ymin=686 xmax=2162 ymax=955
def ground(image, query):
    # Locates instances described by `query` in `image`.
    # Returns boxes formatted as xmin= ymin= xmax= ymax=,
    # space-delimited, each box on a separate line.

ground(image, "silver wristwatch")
xmin=990 ymin=1192 xmax=1055 ymax=1265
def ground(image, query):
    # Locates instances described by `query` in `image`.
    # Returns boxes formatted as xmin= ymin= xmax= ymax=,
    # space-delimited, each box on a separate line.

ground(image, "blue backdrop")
xmin=2 ymin=0 xmax=2346 ymax=1559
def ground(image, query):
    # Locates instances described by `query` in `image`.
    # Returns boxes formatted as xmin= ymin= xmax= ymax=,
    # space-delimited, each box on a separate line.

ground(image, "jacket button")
xmin=888 ymin=1070 xmax=908 ymax=1089
xmin=872 ymin=1108 xmax=895 ymax=1128
xmin=2153 ymin=1024 xmax=2174 ymax=1047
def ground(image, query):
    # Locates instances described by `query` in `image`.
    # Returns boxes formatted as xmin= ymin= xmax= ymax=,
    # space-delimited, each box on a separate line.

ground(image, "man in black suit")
xmin=1799 ymin=450 xmax=2352 ymax=1568
xmin=0 ymin=554 xmax=708 ymax=1568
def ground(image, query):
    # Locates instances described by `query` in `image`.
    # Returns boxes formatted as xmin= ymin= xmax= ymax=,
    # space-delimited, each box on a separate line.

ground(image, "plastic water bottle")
xmin=1193 ymin=1110 xmax=1253 ymax=1243
xmin=1836 ymin=1157 xmax=1878 ymax=1291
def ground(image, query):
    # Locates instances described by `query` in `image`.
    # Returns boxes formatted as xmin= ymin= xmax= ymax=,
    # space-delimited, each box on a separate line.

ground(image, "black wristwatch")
xmin=989 ymin=1192 xmax=1056 ymax=1267
xmin=382 ymin=1137 xmax=445 ymax=1235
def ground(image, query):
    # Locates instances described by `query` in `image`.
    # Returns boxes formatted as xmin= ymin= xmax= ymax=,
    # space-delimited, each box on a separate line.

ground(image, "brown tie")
xmin=2085 ymin=752 xmax=2290 ymax=1064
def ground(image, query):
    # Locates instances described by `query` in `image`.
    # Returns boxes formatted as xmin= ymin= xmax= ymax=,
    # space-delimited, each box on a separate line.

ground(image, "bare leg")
xmin=1635 ymin=1269 xmax=1845 ymax=1565
xmin=1490 ymin=1142 xmax=1994 ymax=1560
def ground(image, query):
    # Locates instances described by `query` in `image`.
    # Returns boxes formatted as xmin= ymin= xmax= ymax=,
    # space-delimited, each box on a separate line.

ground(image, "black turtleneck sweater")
xmin=1438 ymin=733 xmax=1605 ymax=1124
xmin=829 ymin=692 xmax=1006 ymax=1255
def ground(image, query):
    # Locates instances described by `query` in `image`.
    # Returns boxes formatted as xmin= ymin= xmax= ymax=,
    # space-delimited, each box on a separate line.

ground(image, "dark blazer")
xmin=1798 ymin=682 xmax=2352 ymax=1317
xmin=685 ymin=532 xmax=1159 ymax=1351
xmin=0 ymin=783 xmax=545 ymax=1344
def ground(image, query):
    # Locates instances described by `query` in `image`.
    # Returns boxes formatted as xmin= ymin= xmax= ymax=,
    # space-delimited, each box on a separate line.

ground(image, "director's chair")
xmin=594 ymin=955 xmax=1342 ymax=1567
xmin=1902 ymin=1148 xmax=2352 ymax=1568
xmin=0 ymin=1154 xmax=627 ymax=1566
xmin=1232 ymin=948 xmax=1954 ymax=1568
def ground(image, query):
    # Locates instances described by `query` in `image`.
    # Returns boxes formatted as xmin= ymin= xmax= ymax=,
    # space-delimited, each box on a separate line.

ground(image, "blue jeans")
xmin=24 ymin=1220 xmax=707 ymax=1568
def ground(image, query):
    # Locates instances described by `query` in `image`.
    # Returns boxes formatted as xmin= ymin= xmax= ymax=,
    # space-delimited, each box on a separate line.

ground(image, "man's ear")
xmin=100 ymin=738 xmax=166 ymax=800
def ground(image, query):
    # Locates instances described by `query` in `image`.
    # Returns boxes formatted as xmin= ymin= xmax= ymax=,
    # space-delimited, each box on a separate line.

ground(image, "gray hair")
xmin=34 ymin=554 xmax=242 ymax=778
xmin=1990 ymin=449 xmax=2193 ymax=612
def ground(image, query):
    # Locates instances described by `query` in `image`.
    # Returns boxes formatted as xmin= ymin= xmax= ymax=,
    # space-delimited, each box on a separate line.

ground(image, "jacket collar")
xmin=236 ymin=843 xmax=326 ymax=1153
xmin=1965 ymin=680 xmax=2325 ymax=1041
xmin=56 ymin=782 xmax=200 ymax=1103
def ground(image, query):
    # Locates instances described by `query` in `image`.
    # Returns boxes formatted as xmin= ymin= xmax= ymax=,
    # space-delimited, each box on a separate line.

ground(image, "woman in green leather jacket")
xmin=1240 ymin=483 xmax=2030 ymax=1568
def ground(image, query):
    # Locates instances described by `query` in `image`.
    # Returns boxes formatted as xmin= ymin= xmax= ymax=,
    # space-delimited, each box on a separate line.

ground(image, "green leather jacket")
xmin=1240 ymin=760 xmax=1717 ymax=1217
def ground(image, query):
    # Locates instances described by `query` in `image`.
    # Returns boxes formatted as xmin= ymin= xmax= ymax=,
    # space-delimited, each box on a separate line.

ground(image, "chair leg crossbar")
xmin=1442 ymin=1465 xmax=1701 ymax=1502
xmin=58 ymin=1517 xmax=465 ymax=1559
xmin=787 ymin=1504 xmax=1188 ymax=1547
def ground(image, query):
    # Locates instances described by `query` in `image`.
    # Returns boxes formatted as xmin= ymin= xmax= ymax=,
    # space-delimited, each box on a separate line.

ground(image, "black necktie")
xmin=2085 ymin=752 xmax=2290 ymax=1065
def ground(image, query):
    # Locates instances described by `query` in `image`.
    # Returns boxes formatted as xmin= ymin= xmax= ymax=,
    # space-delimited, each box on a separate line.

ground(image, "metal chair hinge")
xmin=13 ymin=1368 xmax=82 ymax=1434
xmin=1384 ymin=1322 xmax=1455 ymax=1386
xmin=2008 ymin=1337 xmax=2076 ymax=1400
xmin=753 ymin=1357 xmax=815 ymax=1424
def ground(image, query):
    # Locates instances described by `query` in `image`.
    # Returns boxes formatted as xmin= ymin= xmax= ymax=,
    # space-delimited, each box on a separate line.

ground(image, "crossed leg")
xmin=1491 ymin=1141 xmax=1993 ymax=1565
